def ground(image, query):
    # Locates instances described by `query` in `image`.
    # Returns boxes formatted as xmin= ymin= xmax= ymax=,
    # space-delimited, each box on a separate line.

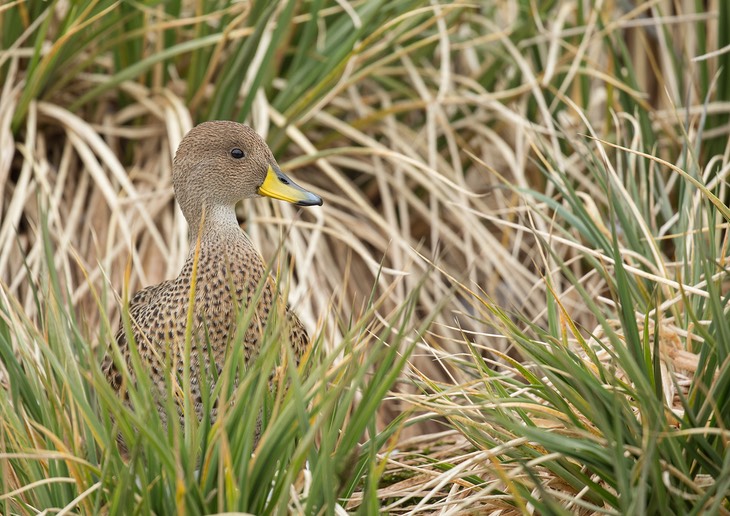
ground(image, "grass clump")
xmin=0 ymin=214 xmax=429 ymax=513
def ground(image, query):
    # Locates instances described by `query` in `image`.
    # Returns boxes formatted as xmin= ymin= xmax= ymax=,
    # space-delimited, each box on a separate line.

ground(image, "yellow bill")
xmin=258 ymin=165 xmax=323 ymax=206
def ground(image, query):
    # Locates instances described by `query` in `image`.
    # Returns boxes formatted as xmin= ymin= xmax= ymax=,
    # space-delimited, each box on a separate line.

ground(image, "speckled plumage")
xmin=102 ymin=121 xmax=321 ymax=425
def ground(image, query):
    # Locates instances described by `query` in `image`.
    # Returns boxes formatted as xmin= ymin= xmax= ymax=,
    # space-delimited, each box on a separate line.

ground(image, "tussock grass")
xmin=2 ymin=0 xmax=730 ymax=513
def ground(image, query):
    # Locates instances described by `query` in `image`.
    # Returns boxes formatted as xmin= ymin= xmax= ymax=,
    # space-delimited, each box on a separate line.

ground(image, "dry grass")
xmin=2 ymin=0 xmax=730 ymax=513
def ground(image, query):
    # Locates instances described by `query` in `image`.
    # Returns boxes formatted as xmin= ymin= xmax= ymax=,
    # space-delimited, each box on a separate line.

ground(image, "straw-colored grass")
xmin=2 ymin=0 xmax=730 ymax=513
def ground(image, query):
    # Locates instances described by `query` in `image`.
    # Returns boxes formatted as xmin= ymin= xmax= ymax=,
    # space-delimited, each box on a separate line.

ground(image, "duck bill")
xmin=258 ymin=165 xmax=323 ymax=206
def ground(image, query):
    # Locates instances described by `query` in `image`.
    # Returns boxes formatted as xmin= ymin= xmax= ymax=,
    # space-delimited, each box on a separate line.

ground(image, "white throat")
xmin=188 ymin=203 xmax=242 ymax=246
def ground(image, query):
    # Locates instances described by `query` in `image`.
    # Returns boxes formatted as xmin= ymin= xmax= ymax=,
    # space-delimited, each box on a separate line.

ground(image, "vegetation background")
xmin=1 ymin=0 xmax=729 ymax=513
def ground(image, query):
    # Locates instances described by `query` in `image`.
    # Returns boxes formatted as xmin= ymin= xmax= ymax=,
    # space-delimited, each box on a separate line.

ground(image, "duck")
xmin=102 ymin=120 xmax=322 ymax=426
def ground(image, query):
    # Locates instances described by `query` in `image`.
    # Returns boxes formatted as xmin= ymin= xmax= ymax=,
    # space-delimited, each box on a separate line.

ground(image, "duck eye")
xmin=230 ymin=148 xmax=245 ymax=159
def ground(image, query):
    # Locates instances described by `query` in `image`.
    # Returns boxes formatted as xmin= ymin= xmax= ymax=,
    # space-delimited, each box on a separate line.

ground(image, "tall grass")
xmin=400 ymin=129 xmax=730 ymax=511
xmin=2 ymin=0 xmax=730 ymax=513
xmin=0 ymin=212 xmax=432 ymax=513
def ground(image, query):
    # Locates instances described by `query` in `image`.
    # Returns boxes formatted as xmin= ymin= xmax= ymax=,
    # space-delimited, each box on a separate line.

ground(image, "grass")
xmin=2 ymin=0 xmax=730 ymax=513
xmin=1 ymin=217 xmax=425 ymax=513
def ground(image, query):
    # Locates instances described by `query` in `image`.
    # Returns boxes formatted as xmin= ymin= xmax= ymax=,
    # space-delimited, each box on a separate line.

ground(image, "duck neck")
xmin=186 ymin=204 xmax=246 ymax=250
